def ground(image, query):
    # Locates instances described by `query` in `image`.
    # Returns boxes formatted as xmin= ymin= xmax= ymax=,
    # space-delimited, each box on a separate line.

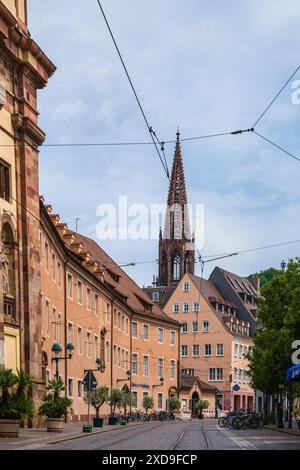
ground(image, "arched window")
xmin=172 ymin=255 xmax=181 ymax=281
xmin=2 ymin=222 xmax=16 ymax=319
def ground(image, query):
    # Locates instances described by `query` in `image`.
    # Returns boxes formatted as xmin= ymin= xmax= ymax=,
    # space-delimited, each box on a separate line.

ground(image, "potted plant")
xmin=120 ymin=391 xmax=134 ymax=425
xmin=108 ymin=388 xmax=123 ymax=425
xmin=142 ymin=395 xmax=154 ymax=419
xmin=16 ymin=370 xmax=34 ymax=428
xmin=84 ymin=386 xmax=109 ymax=428
xmin=196 ymin=400 xmax=209 ymax=419
xmin=0 ymin=368 xmax=35 ymax=438
xmin=167 ymin=396 xmax=181 ymax=419
xmin=38 ymin=379 xmax=73 ymax=433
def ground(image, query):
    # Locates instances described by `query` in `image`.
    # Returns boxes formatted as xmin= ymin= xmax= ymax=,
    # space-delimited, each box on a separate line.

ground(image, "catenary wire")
xmin=253 ymin=130 xmax=300 ymax=163
xmin=95 ymin=0 xmax=169 ymax=178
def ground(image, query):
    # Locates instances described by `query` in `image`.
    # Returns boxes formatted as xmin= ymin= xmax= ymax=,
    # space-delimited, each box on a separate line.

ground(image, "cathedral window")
xmin=172 ymin=255 xmax=181 ymax=281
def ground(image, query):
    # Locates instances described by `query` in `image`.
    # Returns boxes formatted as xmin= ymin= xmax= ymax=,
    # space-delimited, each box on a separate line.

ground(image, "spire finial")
xmin=176 ymin=127 xmax=180 ymax=142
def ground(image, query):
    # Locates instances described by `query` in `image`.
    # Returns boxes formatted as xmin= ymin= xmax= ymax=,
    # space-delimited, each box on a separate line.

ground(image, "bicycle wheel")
xmin=218 ymin=417 xmax=227 ymax=427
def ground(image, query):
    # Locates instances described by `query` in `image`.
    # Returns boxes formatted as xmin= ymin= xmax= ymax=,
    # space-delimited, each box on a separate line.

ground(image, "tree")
xmin=248 ymin=267 xmax=280 ymax=287
xmin=0 ymin=368 xmax=34 ymax=420
xmin=196 ymin=400 xmax=209 ymax=417
xmin=142 ymin=395 xmax=154 ymax=415
xmin=84 ymin=386 xmax=109 ymax=419
xmin=247 ymin=259 xmax=300 ymax=427
xmin=109 ymin=388 xmax=123 ymax=414
xmin=120 ymin=392 xmax=135 ymax=416
xmin=167 ymin=397 xmax=181 ymax=412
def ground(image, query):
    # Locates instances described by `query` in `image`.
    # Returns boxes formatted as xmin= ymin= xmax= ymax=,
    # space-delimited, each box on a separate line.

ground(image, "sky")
xmin=28 ymin=0 xmax=300 ymax=286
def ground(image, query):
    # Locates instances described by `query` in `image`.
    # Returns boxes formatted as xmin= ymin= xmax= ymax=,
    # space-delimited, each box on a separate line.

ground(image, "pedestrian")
xmin=276 ymin=401 xmax=284 ymax=429
xmin=293 ymin=406 xmax=300 ymax=432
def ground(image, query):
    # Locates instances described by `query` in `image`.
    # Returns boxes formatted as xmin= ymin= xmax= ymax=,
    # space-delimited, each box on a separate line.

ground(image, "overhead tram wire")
xmin=252 ymin=63 xmax=300 ymax=129
xmin=200 ymin=238 xmax=300 ymax=261
xmin=253 ymin=130 xmax=300 ymax=163
xmin=95 ymin=0 xmax=169 ymax=178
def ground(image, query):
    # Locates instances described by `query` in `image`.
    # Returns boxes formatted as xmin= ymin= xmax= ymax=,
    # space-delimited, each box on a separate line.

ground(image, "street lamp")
xmin=152 ymin=377 xmax=164 ymax=391
xmin=51 ymin=342 xmax=74 ymax=380
xmin=116 ymin=370 xmax=132 ymax=385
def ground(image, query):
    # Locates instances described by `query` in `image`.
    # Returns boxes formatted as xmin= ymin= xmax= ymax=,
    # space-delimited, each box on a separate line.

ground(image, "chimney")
xmin=250 ymin=277 xmax=260 ymax=293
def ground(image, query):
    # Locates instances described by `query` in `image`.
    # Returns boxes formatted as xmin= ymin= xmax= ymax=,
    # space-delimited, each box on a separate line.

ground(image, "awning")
xmin=286 ymin=363 xmax=300 ymax=381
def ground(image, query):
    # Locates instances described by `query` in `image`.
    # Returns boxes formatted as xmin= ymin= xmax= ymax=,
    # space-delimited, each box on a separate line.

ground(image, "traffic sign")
xmin=232 ymin=384 xmax=240 ymax=392
xmin=82 ymin=370 xmax=98 ymax=393
xmin=122 ymin=384 xmax=130 ymax=394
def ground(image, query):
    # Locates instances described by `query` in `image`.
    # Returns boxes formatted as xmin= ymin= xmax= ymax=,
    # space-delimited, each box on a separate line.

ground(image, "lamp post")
xmin=152 ymin=377 xmax=164 ymax=391
xmin=51 ymin=342 xmax=74 ymax=380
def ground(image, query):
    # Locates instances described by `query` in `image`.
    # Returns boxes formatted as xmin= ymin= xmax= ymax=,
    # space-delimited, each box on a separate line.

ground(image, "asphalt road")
xmin=33 ymin=420 xmax=300 ymax=451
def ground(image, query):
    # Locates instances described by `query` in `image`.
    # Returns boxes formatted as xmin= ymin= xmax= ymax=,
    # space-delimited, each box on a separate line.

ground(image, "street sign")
xmin=122 ymin=384 xmax=130 ymax=394
xmin=82 ymin=370 xmax=98 ymax=393
xmin=232 ymin=384 xmax=240 ymax=392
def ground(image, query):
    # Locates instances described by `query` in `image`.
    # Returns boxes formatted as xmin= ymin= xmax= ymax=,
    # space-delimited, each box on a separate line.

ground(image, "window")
xmin=0 ymin=160 xmax=10 ymax=202
xmin=52 ymin=253 xmax=56 ymax=279
xmin=45 ymin=299 xmax=50 ymax=335
xmin=192 ymin=321 xmax=198 ymax=332
xmin=106 ymin=341 xmax=110 ymax=363
xmin=202 ymin=321 xmax=209 ymax=332
xmin=170 ymin=330 xmax=176 ymax=346
xmin=57 ymin=261 xmax=61 ymax=287
xmin=183 ymin=302 xmax=189 ymax=313
xmin=118 ymin=347 xmax=121 ymax=367
xmin=118 ymin=312 xmax=121 ymax=329
xmin=143 ymin=324 xmax=149 ymax=340
xmin=209 ymin=368 xmax=223 ymax=381
xmin=132 ymin=391 xmax=138 ymax=407
xmin=157 ymin=393 xmax=163 ymax=409
xmin=113 ymin=345 xmax=117 ymax=365
xmin=78 ymin=327 xmax=82 ymax=354
xmin=181 ymin=322 xmax=188 ymax=333
xmin=173 ymin=303 xmax=179 ymax=313
xmin=234 ymin=368 xmax=238 ymax=382
xmin=181 ymin=345 xmax=188 ymax=357
xmin=143 ymin=356 xmax=149 ymax=376
xmin=68 ymin=378 xmax=73 ymax=397
xmin=239 ymin=345 xmax=243 ymax=358
xmin=94 ymin=294 xmax=99 ymax=315
xmin=87 ymin=332 xmax=91 ymax=357
xmin=157 ymin=358 xmax=164 ymax=377
xmin=45 ymin=241 xmax=49 ymax=271
xmin=152 ymin=292 xmax=159 ymax=301
xmin=77 ymin=280 xmax=82 ymax=304
xmin=57 ymin=313 xmax=62 ymax=343
xmin=193 ymin=344 xmax=200 ymax=357
xmin=170 ymin=360 xmax=176 ymax=379
xmin=193 ymin=302 xmax=200 ymax=312
xmin=122 ymin=315 xmax=125 ymax=331
xmin=126 ymin=318 xmax=129 ymax=334
xmin=94 ymin=335 xmax=99 ymax=359
xmin=216 ymin=344 xmax=224 ymax=356
xmin=204 ymin=344 xmax=211 ymax=357
xmin=106 ymin=303 xmax=111 ymax=322
xmin=77 ymin=380 xmax=82 ymax=398
xmin=243 ymin=345 xmax=248 ymax=357
xmin=157 ymin=328 xmax=164 ymax=343
xmin=86 ymin=288 xmax=91 ymax=310
xmin=234 ymin=343 xmax=238 ymax=357
xmin=132 ymin=322 xmax=138 ymax=338
xmin=183 ymin=282 xmax=190 ymax=292
xmin=52 ymin=307 xmax=57 ymax=340
xmin=67 ymin=273 xmax=73 ymax=298
xmin=181 ymin=368 xmax=194 ymax=376
xmin=132 ymin=353 xmax=138 ymax=375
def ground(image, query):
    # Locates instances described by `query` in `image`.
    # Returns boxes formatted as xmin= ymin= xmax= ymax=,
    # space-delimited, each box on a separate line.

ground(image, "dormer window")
xmin=152 ymin=291 xmax=159 ymax=302
xmin=183 ymin=282 xmax=190 ymax=292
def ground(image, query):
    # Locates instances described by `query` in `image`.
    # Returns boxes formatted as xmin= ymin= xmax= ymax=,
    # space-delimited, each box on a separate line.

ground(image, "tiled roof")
xmin=179 ymin=374 xmax=218 ymax=392
xmin=67 ymin=232 xmax=180 ymax=326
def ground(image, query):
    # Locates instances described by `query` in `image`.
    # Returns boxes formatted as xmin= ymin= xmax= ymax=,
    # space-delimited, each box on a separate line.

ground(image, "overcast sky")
xmin=28 ymin=0 xmax=300 ymax=286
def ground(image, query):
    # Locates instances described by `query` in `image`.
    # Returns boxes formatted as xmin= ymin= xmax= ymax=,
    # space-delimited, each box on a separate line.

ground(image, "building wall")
xmin=40 ymin=217 xmax=180 ymax=420
xmin=164 ymin=273 xmax=255 ymax=412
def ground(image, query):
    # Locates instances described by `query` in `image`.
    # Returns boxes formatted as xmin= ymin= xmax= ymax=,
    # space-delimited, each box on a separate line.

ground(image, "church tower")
xmin=157 ymin=129 xmax=195 ymax=286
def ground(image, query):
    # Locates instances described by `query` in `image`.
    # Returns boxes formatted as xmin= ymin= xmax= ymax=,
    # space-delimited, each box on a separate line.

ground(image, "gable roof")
xmin=179 ymin=373 xmax=218 ymax=393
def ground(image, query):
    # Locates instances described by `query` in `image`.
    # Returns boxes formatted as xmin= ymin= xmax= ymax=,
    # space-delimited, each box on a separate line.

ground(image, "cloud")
xmin=29 ymin=0 xmax=300 ymax=285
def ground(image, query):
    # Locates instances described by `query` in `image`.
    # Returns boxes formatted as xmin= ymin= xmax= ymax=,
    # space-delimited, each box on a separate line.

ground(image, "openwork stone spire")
xmin=158 ymin=129 xmax=195 ymax=287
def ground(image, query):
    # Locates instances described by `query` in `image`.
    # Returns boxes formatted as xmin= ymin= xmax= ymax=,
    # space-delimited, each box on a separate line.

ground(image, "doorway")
xmin=191 ymin=392 xmax=199 ymax=418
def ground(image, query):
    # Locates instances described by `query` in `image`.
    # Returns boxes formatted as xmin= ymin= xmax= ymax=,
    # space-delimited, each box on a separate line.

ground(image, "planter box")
xmin=93 ymin=417 xmax=104 ymax=428
xmin=120 ymin=419 xmax=127 ymax=426
xmin=108 ymin=416 xmax=118 ymax=425
xmin=0 ymin=419 xmax=20 ymax=438
xmin=47 ymin=418 xmax=63 ymax=433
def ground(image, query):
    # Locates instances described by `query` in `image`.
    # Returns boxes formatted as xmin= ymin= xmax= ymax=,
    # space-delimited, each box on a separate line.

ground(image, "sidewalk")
xmin=0 ymin=421 xmax=144 ymax=450
xmin=264 ymin=420 xmax=300 ymax=437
